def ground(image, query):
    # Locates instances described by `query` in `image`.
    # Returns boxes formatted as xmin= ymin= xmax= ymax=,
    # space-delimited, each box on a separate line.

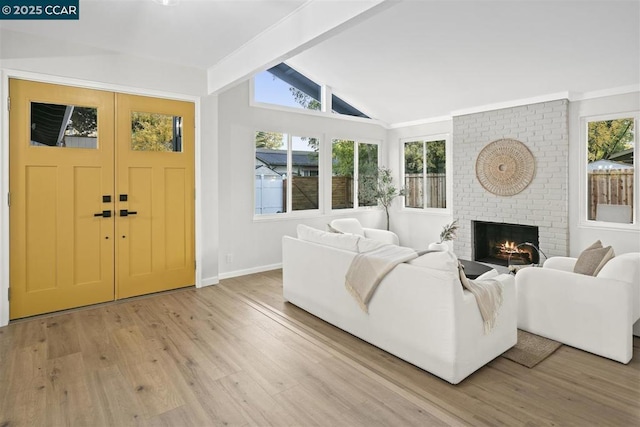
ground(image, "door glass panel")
xmin=131 ymin=111 xmax=183 ymax=152
xmin=30 ymin=102 xmax=98 ymax=149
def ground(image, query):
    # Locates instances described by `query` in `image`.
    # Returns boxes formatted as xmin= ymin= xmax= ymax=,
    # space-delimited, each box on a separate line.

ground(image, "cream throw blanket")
xmin=345 ymin=244 xmax=418 ymax=313
xmin=345 ymin=247 xmax=504 ymax=334
xmin=461 ymin=275 xmax=503 ymax=334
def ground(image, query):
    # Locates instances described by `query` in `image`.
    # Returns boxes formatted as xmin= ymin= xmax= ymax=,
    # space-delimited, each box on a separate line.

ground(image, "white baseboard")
xmin=219 ymin=263 xmax=282 ymax=280
xmin=198 ymin=276 xmax=219 ymax=288
xmin=634 ymin=319 xmax=640 ymax=337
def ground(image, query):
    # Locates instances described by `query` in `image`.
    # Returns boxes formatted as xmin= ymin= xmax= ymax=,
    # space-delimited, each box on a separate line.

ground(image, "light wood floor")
xmin=1 ymin=270 xmax=639 ymax=426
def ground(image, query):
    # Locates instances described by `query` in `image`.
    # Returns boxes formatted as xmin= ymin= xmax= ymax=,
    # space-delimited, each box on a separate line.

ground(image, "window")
xmin=253 ymin=63 xmax=369 ymax=118
xmin=331 ymin=139 xmax=379 ymax=209
xmin=30 ymin=102 xmax=97 ymax=149
xmin=585 ymin=114 xmax=636 ymax=224
xmin=403 ymin=138 xmax=447 ymax=209
xmin=131 ymin=112 xmax=183 ymax=152
xmin=255 ymin=131 xmax=319 ymax=215
xmin=254 ymin=66 xmax=321 ymax=111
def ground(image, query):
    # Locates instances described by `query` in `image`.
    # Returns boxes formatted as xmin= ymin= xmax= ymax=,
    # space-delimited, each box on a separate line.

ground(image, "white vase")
xmin=428 ymin=242 xmax=448 ymax=251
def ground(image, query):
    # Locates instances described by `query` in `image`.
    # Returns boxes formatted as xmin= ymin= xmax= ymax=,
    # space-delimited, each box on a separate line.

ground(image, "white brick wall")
xmin=452 ymin=100 xmax=569 ymax=260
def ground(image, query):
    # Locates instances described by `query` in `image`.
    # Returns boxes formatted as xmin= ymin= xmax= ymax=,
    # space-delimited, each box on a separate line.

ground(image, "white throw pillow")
xmin=408 ymin=250 xmax=459 ymax=274
xmin=297 ymin=224 xmax=360 ymax=252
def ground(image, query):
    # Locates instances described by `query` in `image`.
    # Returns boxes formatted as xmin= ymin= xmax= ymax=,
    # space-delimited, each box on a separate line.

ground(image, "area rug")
xmin=501 ymin=329 xmax=562 ymax=368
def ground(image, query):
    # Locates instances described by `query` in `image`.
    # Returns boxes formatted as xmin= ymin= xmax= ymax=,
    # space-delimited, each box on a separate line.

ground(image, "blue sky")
xmin=254 ymin=71 xmax=317 ymax=151
xmin=254 ymin=71 xmax=305 ymax=110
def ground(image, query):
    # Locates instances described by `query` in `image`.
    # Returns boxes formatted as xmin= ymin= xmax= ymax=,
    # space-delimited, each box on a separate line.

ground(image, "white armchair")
xmin=329 ymin=218 xmax=399 ymax=245
xmin=516 ymin=252 xmax=640 ymax=363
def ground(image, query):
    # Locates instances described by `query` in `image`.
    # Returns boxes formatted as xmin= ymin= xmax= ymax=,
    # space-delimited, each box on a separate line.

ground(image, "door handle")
xmin=94 ymin=210 xmax=112 ymax=218
xmin=119 ymin=209 xmax=138 ymax=217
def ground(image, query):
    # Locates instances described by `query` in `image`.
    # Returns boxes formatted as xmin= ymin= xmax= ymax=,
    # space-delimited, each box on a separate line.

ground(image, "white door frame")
xmin=0 ymin=69 xmax=203 ymax=326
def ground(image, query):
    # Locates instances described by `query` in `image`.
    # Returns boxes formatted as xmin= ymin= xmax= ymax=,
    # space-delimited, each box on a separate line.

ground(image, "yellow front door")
xmin=9 ymin=80 xmax=115 ymax=319
xmin=115 ymin=94 xmax=195 ymax=299
xmin=9 ymin=80 xmax=195 ymax=319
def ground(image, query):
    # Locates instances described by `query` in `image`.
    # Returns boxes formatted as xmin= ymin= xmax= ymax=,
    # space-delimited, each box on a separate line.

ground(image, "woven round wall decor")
xmin=475 ymin=139 xmax=535 ymax=196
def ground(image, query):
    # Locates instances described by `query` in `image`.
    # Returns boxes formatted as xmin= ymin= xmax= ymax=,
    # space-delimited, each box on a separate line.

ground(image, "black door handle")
xmin=94 ymin=210 xmax=112 ymax=218
xmin=119 ymin=209 xmax=138 ymax=217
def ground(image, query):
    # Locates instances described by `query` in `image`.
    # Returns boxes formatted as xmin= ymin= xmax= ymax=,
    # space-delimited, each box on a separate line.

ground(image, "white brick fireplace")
xmin=452 ymin=100 xmax=569 ymax=261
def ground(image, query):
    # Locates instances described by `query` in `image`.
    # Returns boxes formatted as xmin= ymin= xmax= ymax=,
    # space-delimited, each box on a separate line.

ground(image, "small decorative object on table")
xmin=507 ymin=242 xmax=548 ymax=274
xmin=428 ymin=219 xmax=459 ymax=251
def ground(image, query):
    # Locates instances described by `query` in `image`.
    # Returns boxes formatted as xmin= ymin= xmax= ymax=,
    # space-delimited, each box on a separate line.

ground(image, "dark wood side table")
xmin=459 ymin=259 xmax=494 ymax=280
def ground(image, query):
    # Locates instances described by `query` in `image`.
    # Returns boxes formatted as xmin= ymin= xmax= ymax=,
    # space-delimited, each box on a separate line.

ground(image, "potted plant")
xmin=359 ymin=166 xmax=404 ymax=231
xmin=429 ymin=219 xmax=459 ymax=251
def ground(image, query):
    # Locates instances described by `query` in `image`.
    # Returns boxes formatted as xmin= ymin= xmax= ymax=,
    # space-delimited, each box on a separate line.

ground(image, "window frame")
xmin=329 ymin=138 xmax=381 ymax=211
xmin=253 ymin=130 xmax=322 ymax=220
xmin=400 ymin=133 xmax=452 ymax=213
xmin=579 ymin=112 xmax=639 ymax=230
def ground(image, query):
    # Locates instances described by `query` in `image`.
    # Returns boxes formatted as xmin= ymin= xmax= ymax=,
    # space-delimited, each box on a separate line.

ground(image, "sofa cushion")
xmin=573 ymin=241 xmax=615 ymax=276
xmin=408 ymin=250 xmax=459 ymax=274
xmin=357 ymin=237 xmax=388 ymax=254
xmin=297 ymin=224 xmax=359 ymax=252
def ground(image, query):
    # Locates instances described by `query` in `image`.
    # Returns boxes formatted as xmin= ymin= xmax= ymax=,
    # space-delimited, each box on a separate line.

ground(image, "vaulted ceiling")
xmin=1 ymin=0 xmax=638 ymax=125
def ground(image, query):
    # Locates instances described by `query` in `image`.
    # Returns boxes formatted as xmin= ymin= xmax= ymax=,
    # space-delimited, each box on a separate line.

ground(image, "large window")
xmin=585 ymin=115 xmax=636 ymax=224
xmin=331 ymin=139 xmax=379 ymax=209
xmin=255 ymin=131 xmax=319 ymax=215
xmin=403 ymin=138 xmax=447 ymax=209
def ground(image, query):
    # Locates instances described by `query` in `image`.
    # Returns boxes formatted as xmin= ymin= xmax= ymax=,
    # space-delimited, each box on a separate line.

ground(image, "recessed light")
xmin=153 ymin=0 xmax=179 ymax=6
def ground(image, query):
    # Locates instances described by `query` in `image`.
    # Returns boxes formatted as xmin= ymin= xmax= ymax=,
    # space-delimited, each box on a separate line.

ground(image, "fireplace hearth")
xmin=473 ymin=221 xmax=539 ymax=266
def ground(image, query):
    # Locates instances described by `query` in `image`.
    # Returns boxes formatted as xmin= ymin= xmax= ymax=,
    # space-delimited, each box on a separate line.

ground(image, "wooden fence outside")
xmin=587 ymin=170 xmax=634 ymax=220
xmin=404 ymin=173 xmax=446 ymax=208
xmin=281 ymin=176 xmax=355 ymax=210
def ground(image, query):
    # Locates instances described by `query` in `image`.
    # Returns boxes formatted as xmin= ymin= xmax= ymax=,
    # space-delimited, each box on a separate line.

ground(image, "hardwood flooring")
xmin=1 ymin=269 xmax=638 ymax=426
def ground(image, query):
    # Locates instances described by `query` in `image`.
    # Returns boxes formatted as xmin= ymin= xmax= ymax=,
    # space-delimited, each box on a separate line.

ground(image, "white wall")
xmin=386 ymin=120 xmax=454 ymax=249
xmin=199 ymin=94 xmax=220 ymax=285
xmin=568 ymin=92 xmax=640 ymax=255
xmin=217 ymin=81 xmax=387 ymax=277
xmin=0 ymin=29 xmax=206 ymax=96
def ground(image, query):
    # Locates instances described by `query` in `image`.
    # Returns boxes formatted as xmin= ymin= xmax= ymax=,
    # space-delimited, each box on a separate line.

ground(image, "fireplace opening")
xmin=473 ymin=221 xmax=539 ymax=266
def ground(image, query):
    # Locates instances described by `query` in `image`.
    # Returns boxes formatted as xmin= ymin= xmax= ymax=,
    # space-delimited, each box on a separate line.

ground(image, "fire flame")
xmin=499 ymin=241 xmax=523 ymax=254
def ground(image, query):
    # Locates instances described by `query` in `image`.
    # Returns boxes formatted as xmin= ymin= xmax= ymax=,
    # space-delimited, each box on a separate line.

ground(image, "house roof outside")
xmin=608 ymin=148 xmax=634 ymax=164
xmin=255 ymin=148 xmax=318 ymax=168
xmin=587 ymin=159 xmax=634 ymax=171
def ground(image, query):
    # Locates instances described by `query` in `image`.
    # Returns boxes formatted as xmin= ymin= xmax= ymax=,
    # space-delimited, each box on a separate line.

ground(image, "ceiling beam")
xmin=206 ymin=0 xmax=394 ymax=95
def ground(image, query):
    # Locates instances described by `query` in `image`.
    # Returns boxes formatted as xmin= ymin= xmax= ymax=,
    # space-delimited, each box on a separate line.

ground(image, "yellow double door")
xmin=9 ymin=80 xmax=195 ymax=320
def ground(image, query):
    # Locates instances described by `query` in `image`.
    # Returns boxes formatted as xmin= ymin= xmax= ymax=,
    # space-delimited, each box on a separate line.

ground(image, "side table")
xmin=459 ymin=259 xmax=495 ymax=280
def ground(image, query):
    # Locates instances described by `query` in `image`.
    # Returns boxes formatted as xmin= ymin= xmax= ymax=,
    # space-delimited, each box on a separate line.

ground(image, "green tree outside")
xmin=69 ymin=107 xmax=97 ymax=136
xmin=588 ymin=118 xmax=634 ymax=162
xmin=131 ymin=112 xmax=177 ymax=152
xmin=255 ymin=131 xmax=285 ymax=149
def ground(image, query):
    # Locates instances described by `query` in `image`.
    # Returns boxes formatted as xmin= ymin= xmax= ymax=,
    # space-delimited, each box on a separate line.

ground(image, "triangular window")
xmin=254 ymin=63 xmax=369 ymax=119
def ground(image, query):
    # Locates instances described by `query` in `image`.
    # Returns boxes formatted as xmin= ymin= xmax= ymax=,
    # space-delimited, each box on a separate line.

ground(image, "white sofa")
xmin=516 ymin=252 xmax=640 ymax=363
xmin=282 ymin=227 xmax=517 ymax=384
xmin=329 ymin=218 xmax=400 ymax=245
